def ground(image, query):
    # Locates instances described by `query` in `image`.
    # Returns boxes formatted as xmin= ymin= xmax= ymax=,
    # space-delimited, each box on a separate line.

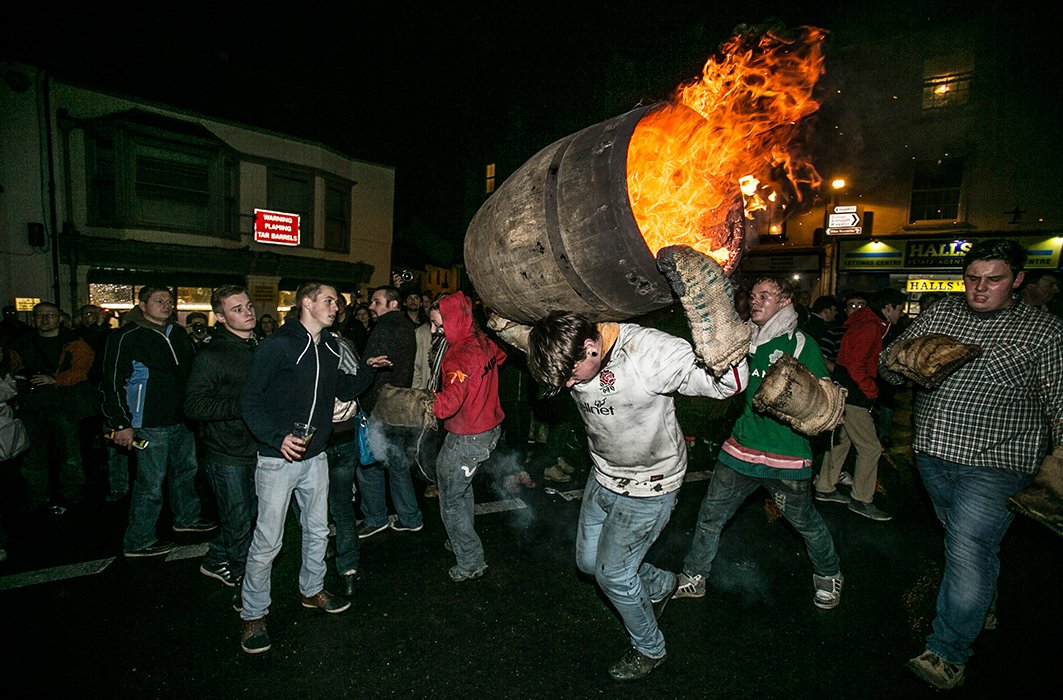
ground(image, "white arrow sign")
xmin=828 ymin=212 xmax=860 ymax=227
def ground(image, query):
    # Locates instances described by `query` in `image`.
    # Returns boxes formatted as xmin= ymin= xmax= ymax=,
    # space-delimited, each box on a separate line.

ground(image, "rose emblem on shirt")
xmin=599 ymin=369 xmax=616 ymax=394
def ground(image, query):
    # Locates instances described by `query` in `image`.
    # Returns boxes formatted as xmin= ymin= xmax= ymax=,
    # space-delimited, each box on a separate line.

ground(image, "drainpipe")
xmin=41 ymin=70 xmax=62 ymax=306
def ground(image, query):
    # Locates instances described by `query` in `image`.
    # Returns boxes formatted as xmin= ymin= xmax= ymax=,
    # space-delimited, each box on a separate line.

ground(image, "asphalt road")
xmin=1 ymin=406 xmax=1061 ymax=699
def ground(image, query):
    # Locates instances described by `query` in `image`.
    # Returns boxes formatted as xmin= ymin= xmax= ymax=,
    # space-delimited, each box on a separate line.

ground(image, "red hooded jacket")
xmin=834 ymin=305 xmax=889 ymax=404
xmin=432 ymin=292 xmax=506 ymax=435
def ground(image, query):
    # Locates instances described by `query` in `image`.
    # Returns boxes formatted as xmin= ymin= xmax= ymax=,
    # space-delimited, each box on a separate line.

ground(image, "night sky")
xmin=4 ymin=1 xmax=1036 ymax=266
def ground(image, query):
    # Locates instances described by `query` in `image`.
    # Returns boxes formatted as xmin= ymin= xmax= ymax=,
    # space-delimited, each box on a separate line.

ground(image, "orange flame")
xmin=627 ymin=26 xmax=827 ymax=268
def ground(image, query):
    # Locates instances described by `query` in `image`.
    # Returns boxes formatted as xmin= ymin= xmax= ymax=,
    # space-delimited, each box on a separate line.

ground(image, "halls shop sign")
xmin=254 ymin=209 xmax=301 ymax=246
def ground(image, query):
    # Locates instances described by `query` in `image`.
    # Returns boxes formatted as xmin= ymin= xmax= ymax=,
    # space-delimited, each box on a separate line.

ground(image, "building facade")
xmin=1 ymin=64 xmax=394 ymax=322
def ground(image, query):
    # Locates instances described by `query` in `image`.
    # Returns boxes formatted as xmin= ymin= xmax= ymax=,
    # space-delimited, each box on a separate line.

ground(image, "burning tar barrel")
xmin=465 ymin=104 xmax=688 ymax=324
xmin=464 ymin=27 xmax=826 ymax=323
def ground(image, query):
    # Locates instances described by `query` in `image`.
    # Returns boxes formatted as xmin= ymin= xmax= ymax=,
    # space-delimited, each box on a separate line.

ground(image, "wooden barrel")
xmin=464 ymin=104 xmax=676 ymax=324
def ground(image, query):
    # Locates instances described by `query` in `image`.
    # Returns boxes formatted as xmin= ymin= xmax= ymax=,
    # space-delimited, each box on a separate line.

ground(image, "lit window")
xmin=485 ymin=163 xmax=496 ymax=194
xmin=922 ymin=71 xmax=971 ymax=110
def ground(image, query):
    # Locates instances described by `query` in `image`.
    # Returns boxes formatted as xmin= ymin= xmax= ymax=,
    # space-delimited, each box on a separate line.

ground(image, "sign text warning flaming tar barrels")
xmin=628 ymin=25 xmax=826 ymax=268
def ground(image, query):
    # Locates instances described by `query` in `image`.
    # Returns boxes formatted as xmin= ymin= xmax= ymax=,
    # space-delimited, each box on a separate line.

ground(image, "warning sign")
xmin=254 ymin=209 xmax=301 ymax=246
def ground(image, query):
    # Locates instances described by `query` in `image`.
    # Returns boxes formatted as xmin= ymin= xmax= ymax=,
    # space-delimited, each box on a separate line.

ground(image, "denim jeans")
xmin=327 ymin=440 xmax=360 ymax=575
xmin=575 ymin=477 xmax=678 ymax=659
xmin=241 ymin=451 xmax=330 ymax=621
xmin=107 ymin=444 xmax=131 ymax=496
xmin=123 ymin=424 xmax=202 ymax=552
xmin=915 ymin=452 xmax=1034 ymax=664
xmin=436 ymin=427 xmax=500 ymax=572
xmin=356 ymin=423 xmax=423 ymax=529
xmin=19 ymin=408 xmax=85 ymax=507
xmin=203 ymin=460 xmax=257 ymax=577
xmin=684 ymin=461 xmax=840 ymax=579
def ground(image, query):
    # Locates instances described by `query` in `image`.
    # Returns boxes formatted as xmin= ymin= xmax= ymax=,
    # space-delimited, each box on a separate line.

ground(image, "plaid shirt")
xmin=879 ymin=296 xmax=1063 ymax=473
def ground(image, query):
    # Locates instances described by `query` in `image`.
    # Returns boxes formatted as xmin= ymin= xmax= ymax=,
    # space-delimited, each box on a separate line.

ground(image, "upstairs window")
xmin=84 ymin=114 xmax=237 ymax=239
xmin=324 ymin=182 xmax=350 ymax=253
xmin=267 ymin=169 xmax=314 ymax=249
xmin=909 ymin=157 xmax=964 ymax=223
xmin=922 ymin=71 xmax=971 ymax=110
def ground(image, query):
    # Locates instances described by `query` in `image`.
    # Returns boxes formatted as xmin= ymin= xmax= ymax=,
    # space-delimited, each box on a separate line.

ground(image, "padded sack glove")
xmin=1008 ymin=446 xmax=1063 ymax=539
xmin=884 ymin=333 xmax=981 ymax=389
xmin=655 ymin=245 xmax=751 ymax=378
xmin=752 ymin=354 xmax=848 ymax=436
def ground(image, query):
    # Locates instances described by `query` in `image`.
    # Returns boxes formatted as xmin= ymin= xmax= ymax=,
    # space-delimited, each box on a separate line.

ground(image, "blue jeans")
xmin=327 ymin=440 xmax=360 ymax=575
xmin=684 ymin=461 xmax=840 ymax=578
xmin=241 ymin=451 xmax=330 ymax=621
xmin=915 ymin=452 xmax=1034 ymax=664
xmin=436 ymin=427 xmax=500 ymax=572
xmin=356 ymin=423 xmax=423 ymax=529
xmin=123 ymin=424 xmax=202 ymax=552
xmin=575 ymin=477 xmax=678 ymax=659
xmin=203 ymin=460 xmax=257 ymax=577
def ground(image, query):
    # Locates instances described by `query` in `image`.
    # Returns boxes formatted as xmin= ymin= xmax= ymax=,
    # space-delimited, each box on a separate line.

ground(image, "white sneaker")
xmin=813 ymin=572 xmax=844 ymax=609
xmin=837 ymin=471 xmax=854 ymax=487
xmin=674 ymin=571 xmax=706 ymax=599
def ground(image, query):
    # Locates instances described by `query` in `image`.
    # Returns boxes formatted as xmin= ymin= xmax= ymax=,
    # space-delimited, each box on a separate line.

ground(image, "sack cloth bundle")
xmin=1008 ymin=446 xmax=1063 ymax=538
xmin=655 ymin=244 xmax=751 ymax=378
xmin=883 ymin=333 xmax=981 ymax=389
xmin=752 ymin=354 xmax=848 ymax=436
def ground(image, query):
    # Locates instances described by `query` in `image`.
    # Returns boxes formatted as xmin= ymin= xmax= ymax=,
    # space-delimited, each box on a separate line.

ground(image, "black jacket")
xmin=242 ymin=318 xmax=375 ymax=460
xmin=363 ymin=311 xmax=416 ymax=414
xmin=100 ymin=320 xmax=196 ymax=430
xmin=184 ymin=328 xmax=259 ymax=467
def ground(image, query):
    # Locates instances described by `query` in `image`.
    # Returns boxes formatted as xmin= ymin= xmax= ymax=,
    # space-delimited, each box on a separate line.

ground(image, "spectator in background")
xmin=9 ymin=302 xmax=96 ymax=513
xmin=793 ymin=289 xmax=811 ymax=326
xmin=256 ymin=314 xmax=277 ymax=337
xmin=185 ymin=311 xmax=211 ymax=349
xmin=356 ymin=286 xmax=422 ymax=539
xmin=917 ymin=292 xmax=946 ymax=314
xmin=801 ymin=295 xmax=841 ymax=372
xmin=815 ymin=288 xmax=906 ymax=521
xmin=239 ymin=282 xmax=383 ymax=654
xmin=101 ymin=286 xmax=215 ymax=558
xmin=1019 ymin=270 xmax=1059 ymax=312
xmin=350 ymin=304 xmax=373 ymax=355
xmin=184 ymin=285 xmax=260 ymax=596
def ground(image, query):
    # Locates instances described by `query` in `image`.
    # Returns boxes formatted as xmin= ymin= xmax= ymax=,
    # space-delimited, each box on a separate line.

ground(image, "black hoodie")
xmin=242 ymin=317 xmax=375 ymax=460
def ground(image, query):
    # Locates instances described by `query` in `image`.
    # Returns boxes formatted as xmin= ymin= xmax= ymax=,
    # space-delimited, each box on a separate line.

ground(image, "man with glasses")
xmin=674 ymin=277 xmax=844 ymax=614
xmin=8 ymin=302 xmax=95 ymax=513
xmin=101 ymin=286 xmax=215 ymax=558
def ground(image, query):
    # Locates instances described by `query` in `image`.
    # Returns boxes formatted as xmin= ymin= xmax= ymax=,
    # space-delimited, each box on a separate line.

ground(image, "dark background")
xmin=2 ymin=1 xmax=1040 ymax=267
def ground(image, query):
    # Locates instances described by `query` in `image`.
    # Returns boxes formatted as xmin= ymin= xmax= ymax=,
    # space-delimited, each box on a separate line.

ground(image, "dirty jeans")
xmin=915 ymin=452 xmax=1034 ymax=664
xmin=575 ymin=477 xmax=678 ymax=660
xmin=241 ymin=452 xmax=329 ymax=621
xmin=123 ymin=424 xmax=202 ymax=552
xmin=436 ymin=427 xmax=500 ymax=572
xmin=684 ymin=461 xmax=840 ymax=579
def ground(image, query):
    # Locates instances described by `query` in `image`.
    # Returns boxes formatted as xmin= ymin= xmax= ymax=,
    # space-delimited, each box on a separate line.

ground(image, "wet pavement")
xmin=1 ymin=397 xmax=1061 ymax=698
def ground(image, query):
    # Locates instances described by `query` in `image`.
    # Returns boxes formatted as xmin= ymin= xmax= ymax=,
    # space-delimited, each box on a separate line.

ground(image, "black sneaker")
xmin=608 ymin=647 xmax=666 ymax=682
xmin=356 ymin=522 xmax=388 ymax=539
xmin=240 ymin=617 xmax=270 ymax=654
xmin=124 ymin=540 xmax=177 ymax=558
xmin=200 ymin=561 xmax=239 ymax=587
xmin=848 ymin=500 xmax=892 ymax=522
xmin=174 ymin=518 xmax=218 ymax=533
